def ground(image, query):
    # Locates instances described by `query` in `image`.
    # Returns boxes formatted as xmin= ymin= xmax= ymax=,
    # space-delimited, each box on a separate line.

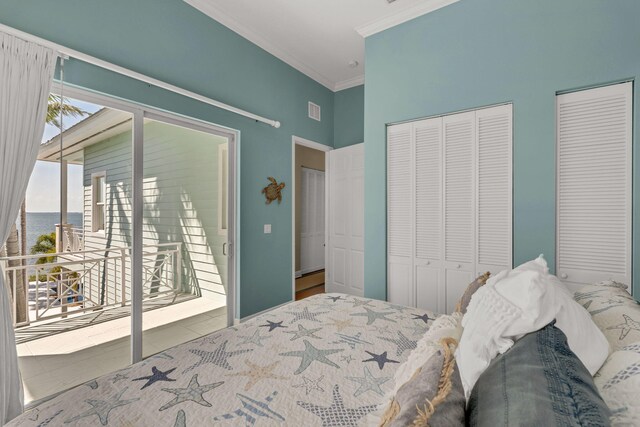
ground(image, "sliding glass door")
xmin=141 ymin=118 xmax=231 ymax=357
xmin=5 ymin=85 xmax=237 ymax=405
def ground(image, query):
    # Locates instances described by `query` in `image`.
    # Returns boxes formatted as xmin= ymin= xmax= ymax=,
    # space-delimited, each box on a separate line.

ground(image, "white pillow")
xmin=455 ymin=255 xmax=609 ymax=398
xmin=594 ymin=342 xmax=640 ymax=424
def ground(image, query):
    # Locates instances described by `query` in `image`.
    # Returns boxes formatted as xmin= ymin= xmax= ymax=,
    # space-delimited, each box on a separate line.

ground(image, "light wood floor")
xmin=295 ymin=270 xmax=325 ymax=301
xmin=296 ymin=284 xmax=325 ymax=301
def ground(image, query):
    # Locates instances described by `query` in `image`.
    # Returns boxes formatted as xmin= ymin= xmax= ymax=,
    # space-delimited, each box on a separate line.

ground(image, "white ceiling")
xmin=184 ymin=0 xmax=459 ymax=91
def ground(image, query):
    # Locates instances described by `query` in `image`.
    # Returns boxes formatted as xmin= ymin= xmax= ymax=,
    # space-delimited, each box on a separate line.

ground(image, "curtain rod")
xmin=0 ymin=23 xmax=282 ymax=128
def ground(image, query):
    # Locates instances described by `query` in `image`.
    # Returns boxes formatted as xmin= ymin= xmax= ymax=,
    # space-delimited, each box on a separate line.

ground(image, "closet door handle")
xmin=222 ymin=242 xmax=227 ymax=256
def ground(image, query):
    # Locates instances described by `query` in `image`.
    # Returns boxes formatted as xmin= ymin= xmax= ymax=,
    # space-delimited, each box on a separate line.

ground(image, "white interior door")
xmin=442 ymin=111 xmax=476 ymax=314
xmin=327 ymin=143 xmax=365 ymax=296
xmin=556 ymin=82 xmax=632 ymax=288
xmin=300 ymin=167 xmax=325 ymax=274
xmin=387 ymin=123 xmax=414 ymax=307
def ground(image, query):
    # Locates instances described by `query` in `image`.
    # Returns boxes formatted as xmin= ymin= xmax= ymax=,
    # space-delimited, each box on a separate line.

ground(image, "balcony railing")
xmin=0 ymin=242 xmax=182 ymax=328
xmin=55 ymin=224 xmax=84 ymax=253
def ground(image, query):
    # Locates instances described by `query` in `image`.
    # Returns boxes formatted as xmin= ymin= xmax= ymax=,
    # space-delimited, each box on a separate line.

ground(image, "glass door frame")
xmin=51 ymin=84 xmax=238 ymax=363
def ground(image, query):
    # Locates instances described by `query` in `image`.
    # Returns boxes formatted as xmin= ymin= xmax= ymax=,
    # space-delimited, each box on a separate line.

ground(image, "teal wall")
xmin=364 ymin=0 xmax=640 ymax=300
xmin=334 ymin=85 xmax=365 ymax=148
xmin=0 ymin=0 xmax=335 ymax=317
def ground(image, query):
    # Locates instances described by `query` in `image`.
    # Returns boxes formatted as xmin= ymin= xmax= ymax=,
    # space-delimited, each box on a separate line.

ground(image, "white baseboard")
xmin=299 ymin=267 xmax=325 ymax=276
xmin=238 ymin=300 xmax=291 ymax=323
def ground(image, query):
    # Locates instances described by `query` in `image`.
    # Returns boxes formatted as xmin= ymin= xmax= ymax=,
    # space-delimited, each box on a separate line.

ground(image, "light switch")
xmin=264 ymin=224 xmax=272 ymax=234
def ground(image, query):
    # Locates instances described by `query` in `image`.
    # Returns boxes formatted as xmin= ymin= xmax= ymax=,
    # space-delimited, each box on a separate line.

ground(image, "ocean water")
xmin=16 ymin=212 xmax=83 ymax=253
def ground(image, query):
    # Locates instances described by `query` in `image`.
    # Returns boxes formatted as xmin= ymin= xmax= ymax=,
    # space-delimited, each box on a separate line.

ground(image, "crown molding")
xmin=185 ymin=0 xmax=336 ymax=91
xmin=356 ymin=0 xmax=460 ymax=38
xmin=334 ymin=75 xmax=365 ymax=92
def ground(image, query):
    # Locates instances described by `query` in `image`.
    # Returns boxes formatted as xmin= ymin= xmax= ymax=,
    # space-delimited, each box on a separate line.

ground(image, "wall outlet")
xmin=264 ymin=224 xmax=272 ymax=234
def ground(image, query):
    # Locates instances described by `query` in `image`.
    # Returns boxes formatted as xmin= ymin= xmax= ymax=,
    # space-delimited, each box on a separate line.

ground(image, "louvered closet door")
xmin=387 ymin=123 xmax=414 ymax=307
xmin=414 ymin=118 xmax=443 ymax=313
xmin=443 ymin=112 xmax=476 ymax=313
xmin=557 ymin=82 xmax=632 ymax=287
xmin=476 ymin=105 xmax=513 ymax=276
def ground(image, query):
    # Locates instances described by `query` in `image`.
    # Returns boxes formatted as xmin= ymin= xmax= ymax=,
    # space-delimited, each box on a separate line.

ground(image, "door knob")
xmin=456 ymin=264 xmax=461 ymax=269
xmin=560 ymin=273 xmax=568 ymax=279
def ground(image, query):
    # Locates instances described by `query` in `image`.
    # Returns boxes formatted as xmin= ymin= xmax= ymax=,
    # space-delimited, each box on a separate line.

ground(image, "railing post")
xmin=55 ymin=224 xmax=62 ymax=252
xmin=121 ymin=248 xmax=126 ymax=307
xmin=175 ymin=244 xmax=182 ymax=293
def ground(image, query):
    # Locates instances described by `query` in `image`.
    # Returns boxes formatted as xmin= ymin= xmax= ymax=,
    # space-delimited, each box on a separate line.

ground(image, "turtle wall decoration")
xmin=262 ymin=177 xmax=286 ymax=204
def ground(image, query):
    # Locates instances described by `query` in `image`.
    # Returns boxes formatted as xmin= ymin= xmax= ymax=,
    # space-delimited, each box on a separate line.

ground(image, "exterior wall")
xmin=364 ymin=0 xmax=640 ymax=299
xmin=334 ymin=85 xmax=365 ymax=148
xmin=294 ymin=145 xmax=325 ymax=273
xmin=83 ymin=121 xmax=228 ymax=305
xmin=0 ymin=0 xmax=335 ymax=318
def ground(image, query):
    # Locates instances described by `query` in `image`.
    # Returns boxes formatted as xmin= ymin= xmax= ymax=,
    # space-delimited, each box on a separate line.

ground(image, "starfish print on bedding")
xmin=385 ymin=302 xmax=411 ymax=312
xmin=326 ymin=295 xmax=345 ymax=302
xmin=603 ymin=361 xmax=640 ymax=390
xmin=132 ymin=366 xmax=176 ymax=389
xmin=406 ymin=323 xmax=428 ymax=337
xmin=159 ymin=374 xmax=224 ymax=411
xmin=85 ymin=379 xmax=98 ymax=390
xmin=331 ymin=332 xmax=372 ymax=350
xmin=607 ymin=314 xmax=640 ymax=340
xmin=350 ymin=307 xmax=396 ymax=325
xmin=285 ymin=306 xmax=329 ymax=323
xmin=198 ymin=334 xmax=218 ymax=347
xmin=110 ymin=373 xmax=129 ymax=384
xmin=260 ymin=320 xmax=287 ymax=332
xmin=349 ymin=298 xmax=374 ymax=308
xmin=280 ymin=339 xmax=343 ymax=374
xmin=327 ymin=317 xmax=355 ymax=332
xmin=297 ymin=385 xmax=377 ymax=427
xmin=379 ymin=331 xmax=417 ymax=357
xmin=622 ymin=343 xmax=640 ymax=354
xmin=346 ymin=367 xmax=391 ymax=397
xmin=213 ymin=391 xmax=285 ymax=425
xmin=363 ymin=350 xmax=399 ymax=370
xmin=238 ymin=329 xmax=272 ymax=347
xmin=227 ymin=360 xmax=288 ymax=391
xmin=372 ymin=325 xmax=394 ymax=336
xmin=183 ymin=341 xmax=252 ymax=373
xmin=174 ymin=410 xmax=186 ymax=427
xmin=34 ymin=409 xmax=62 ymax=426
xmin=64 ymin=388 xmax=139 ymax=426
xmin=340 ymin=354 xmax=355 ymax=364
xmin=284 ymin=324 xmax=323 ymax=341
xmin=293 ymin=375 xmax=325 ymax=395
xmin=412 ymin=313 xmax=434 ymax=324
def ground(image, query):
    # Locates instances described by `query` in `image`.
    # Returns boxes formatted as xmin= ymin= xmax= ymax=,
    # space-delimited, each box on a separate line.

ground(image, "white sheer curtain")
xmin=0 ymin=32 xmax=56 ymax=424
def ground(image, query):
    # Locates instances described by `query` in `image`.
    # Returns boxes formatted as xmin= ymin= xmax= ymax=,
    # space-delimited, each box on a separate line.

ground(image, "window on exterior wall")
xmin=218 ymin=143 xmax=228 ymax=236
xmin=92 ymin=172 xmax=106 ymax=232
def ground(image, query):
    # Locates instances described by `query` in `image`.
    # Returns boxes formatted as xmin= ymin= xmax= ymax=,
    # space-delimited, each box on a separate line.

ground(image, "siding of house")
xmin=83 ymin=120 xmax=228 ymax=305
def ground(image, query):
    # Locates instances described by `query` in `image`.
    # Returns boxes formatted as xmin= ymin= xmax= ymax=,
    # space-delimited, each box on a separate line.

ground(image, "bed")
xmin=7 ymin=293 xmax=436 ymax=427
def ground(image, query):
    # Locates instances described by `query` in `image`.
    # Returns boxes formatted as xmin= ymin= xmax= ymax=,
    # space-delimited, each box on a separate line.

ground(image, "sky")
xmin=26 ymin=98 xmax=101 ymax=213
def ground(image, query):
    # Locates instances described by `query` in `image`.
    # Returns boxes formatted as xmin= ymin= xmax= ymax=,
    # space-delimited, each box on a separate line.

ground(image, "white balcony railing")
xmin=0 ymin=242 xmax=182 ymax=328
xmin=55 ymin=224 xmax=84 ymax=253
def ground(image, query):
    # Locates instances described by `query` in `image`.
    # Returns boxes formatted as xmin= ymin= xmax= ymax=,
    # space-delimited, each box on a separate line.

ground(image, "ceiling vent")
xmin=308 ymin=102 xmax=321 ymax=122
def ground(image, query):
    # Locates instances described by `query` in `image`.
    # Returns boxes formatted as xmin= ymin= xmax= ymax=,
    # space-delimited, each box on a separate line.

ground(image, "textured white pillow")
xmin=594 ymin=342 xmax=640 ymax=425
xmin=455 ymin=255 xmax=609 ymax=398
